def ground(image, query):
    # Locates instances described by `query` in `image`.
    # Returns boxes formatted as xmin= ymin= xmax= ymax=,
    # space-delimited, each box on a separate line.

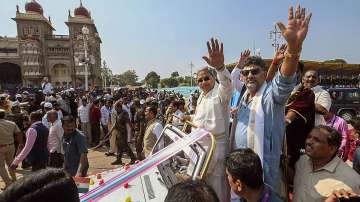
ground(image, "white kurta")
xmin=191 ymin=68 xmax=233 ymax=202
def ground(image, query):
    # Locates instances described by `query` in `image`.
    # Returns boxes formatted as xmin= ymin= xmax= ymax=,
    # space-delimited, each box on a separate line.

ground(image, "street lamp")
xmin=81 ymin=26 xmax=90 ymax=91
xmin=269 ymin=24 xmax=282 ymax=54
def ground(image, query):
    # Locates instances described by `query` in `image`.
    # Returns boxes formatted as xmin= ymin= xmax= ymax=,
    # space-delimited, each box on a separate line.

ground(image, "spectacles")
xmin=241 ymin=69 xmax=261 ymax=76
xmin=197 ymin=76 xmax=210 ymax=83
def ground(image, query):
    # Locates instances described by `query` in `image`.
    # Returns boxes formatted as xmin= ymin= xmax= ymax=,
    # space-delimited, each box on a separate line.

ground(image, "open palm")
xmin=202 ymin=38 xmax=224 ymax=70
xmin=277 ymin=5 xmax=312 ymax=52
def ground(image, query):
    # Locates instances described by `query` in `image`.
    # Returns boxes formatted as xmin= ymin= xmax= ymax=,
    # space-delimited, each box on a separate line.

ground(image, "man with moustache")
xmin=293 ymin=126 xmax=360 ymax=202
xmin=229 ymin=5 xmax=312 ymax=193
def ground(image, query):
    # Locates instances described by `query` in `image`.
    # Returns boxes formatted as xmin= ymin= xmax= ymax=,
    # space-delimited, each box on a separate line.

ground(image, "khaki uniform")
xmin=0 ymin=119 xmax=20 ymax=186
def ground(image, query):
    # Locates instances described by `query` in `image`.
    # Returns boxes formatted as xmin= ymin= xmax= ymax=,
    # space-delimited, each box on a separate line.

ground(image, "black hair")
xmin=61 ymin=115 xmax=75 ymax=124
xmin=225 ymin=148 xmax=263 ymax=190
xmin=147 ymin=105 xmax=158 ymax=116
xmin=165 ymin=180 xmax=219 ymax=202
xmin=0 ymin=168 xmax=79 ymax=202
xmin=30 ymin=110 xmax=43 ymax=122
xmin=315 ymin=125 xmax=342 ymax=151
xmin=243 ymin=56 xmax=267 ymax=71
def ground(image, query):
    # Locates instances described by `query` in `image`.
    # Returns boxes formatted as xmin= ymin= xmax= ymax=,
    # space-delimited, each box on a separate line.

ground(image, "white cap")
xmin=15 ymin=94 xmax=22 ymax=98
xmin=140 ymin=99 xmax=145 ymax=105
xmin=44 ymin=102 xmax=53 ymax=109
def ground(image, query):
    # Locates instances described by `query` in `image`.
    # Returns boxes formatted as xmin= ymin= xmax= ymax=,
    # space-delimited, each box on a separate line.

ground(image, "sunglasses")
xmin=241 ymin=69 xmax=261 ymax=76
xmin=197 ymin=76 xmax=210 ymax=83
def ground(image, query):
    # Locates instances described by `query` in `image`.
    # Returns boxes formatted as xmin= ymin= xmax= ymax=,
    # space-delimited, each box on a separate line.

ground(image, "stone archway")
xmin=0 ymin=62 xmax=22 ymax=90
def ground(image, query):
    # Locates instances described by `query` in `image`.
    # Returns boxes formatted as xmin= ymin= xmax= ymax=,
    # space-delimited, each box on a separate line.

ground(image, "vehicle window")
xmin=343 ymin=91 xmax=360 ymax=100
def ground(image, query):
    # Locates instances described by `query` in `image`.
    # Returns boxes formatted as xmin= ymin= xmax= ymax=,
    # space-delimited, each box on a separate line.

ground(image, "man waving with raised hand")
xmin=229 ymin=4 xmax=312 ymax=199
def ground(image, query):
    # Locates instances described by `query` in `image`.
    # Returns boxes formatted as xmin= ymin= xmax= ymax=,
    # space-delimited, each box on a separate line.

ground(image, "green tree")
xmin=145 ymin=71 xmax=160 ymax=88
xmin=121 ymin=70 xmax=138 ymax=86
xmin=171 ymin=71 xmax=179 ymax=78
xmin=160 ymin=77 xmax=179 ymax=88
xmin=112 ymin=69 xmax=139 ymax=86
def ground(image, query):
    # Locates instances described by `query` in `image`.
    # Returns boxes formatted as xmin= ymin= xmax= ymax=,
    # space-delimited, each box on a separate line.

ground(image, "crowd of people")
xmin=0 ymin=4 xmax=359 ymax=202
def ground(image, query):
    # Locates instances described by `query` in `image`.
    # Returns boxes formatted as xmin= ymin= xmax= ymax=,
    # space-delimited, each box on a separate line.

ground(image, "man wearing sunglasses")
xmin=182 ymin=37 xmax=233 ymax=201
xmin=229 ymin=4 xmax=312 ymax=196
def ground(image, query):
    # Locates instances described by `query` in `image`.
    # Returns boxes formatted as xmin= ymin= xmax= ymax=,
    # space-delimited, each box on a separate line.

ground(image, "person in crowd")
xmin=225 ymin=148 xmax=283 ymax=202
xmin=62 ymin=115 xmax=88 ymax=177
xmin=101 ymin=99 xmax=113 ymax=154
xmin=101 ymin=99 xmax=112 ymax=135
xmin=133 ymin=98 xmax=146 ymax=160
xmin=143 ymin=105 xmax=163 ymax=157
xmin=41 ymin=77 xmax=53 ymax=95
xmin=182 ymin=38 xmax=233 ymax=201
xmin=0 ymin=168 xmax=80 ymax=202
xmin=229 ymin=5 xmax=312 ymax=194
xmin=47 ymin=110 xmax=64 ymax=168
xmin=6 ymin=102 xmax=28 ymax=155
xmin=53 ymin=101 xmax=64 ymax=119
xmin=77 ymin=96 xmax=92 ymax=146
xmin=164 ymin=180 xmax=219 ymax=202
xmin=348 ymin=117 xmax=360 ymax=161
xmin=11 ymin=110 xmax=49 ymax=171
xmin=110 ymin=99 xmax=136 ymax=165
xmin=324 ymin=109 xmax=349 ymax=161
xmin=293 ymin=125 xmax=360 ymax=202
xmin=284 ymin=62 xmax=315 ymax=177
xmin=165 ymin=100 xmax=178 ymax=125
xmin=0 ymin=93 xmax=11 ymax=113
xmin=302 ymin=70 xmax=332 ymax=126
xmin=41 ymin=102 xmax=54 ymax=129
xmin=90 ymin=98 xmax=101 ymax=146
xmin=348 ymin=119 xmax=360 ymax=174
xmin=0 ymin=109 xmax=22 ymax=189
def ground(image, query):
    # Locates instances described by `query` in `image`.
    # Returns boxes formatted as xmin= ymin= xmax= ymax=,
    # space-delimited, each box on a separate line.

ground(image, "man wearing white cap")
xmin=42 ymin=102 xmax=53 ymax=129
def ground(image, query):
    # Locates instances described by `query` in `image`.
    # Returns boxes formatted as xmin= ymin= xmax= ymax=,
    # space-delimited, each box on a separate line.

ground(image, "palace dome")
xmin=25 ymin=0 xmax=44 ymax=15
xmin=74 ymin=3 xmax=90 ymax=18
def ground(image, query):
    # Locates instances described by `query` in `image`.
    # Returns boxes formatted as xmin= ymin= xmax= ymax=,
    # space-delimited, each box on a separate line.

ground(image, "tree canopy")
xmin=145 ymin=71 xmax=161 ymax=88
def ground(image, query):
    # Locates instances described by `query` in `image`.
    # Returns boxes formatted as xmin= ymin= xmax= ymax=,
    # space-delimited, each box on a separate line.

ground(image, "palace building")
xmin=0 ymin=0 xmax=102 ymax=90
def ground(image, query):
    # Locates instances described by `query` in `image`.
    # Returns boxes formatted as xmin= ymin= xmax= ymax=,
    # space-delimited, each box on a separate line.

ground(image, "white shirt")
xmin=42 ymin=82 xmax=53 ymax=94
xmin=47 ymin=120 xmax=64 ymax=153
xmin=312 ymin=86 xmax=332 ymax=126
xmin=231 ymin=67 xmax=245 ymax=93
xmin=78 ymin=104 xmax=90 ymax=123
xmin=100 ymin=105 xmax=111 ymax=125
xmin=192 ymin=68 xmax=233 ymax=135
xmin=42 ymin=114 xmax=51 ymax=129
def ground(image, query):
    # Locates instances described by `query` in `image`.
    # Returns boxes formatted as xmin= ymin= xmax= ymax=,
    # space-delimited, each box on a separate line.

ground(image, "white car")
xmin=78 ymin=124 xmax=215 ymax=202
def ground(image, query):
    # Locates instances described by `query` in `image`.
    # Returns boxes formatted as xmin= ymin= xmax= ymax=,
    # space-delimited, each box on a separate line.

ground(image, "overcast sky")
xmin=1 ymin=0 xmax=359 ymax=79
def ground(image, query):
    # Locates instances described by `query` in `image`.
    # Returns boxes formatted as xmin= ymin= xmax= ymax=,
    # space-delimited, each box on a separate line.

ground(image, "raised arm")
xmin=277 ymin=5 xmax=312 ymax=76
xmin=231 ymin=49 xmax=250 ymax=92
xmin=202 ymin=38 xmax=233 ymax=103
xmin=266 ymin=44 xmax=287 ymax=82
